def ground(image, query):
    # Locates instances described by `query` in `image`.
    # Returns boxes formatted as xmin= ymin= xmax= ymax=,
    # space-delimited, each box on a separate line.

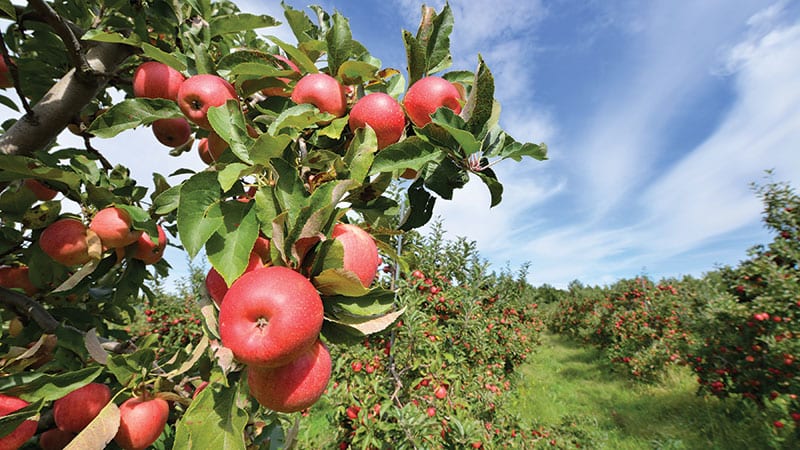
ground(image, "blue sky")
xmin=4 ymin=1 xmax=800 ymax=288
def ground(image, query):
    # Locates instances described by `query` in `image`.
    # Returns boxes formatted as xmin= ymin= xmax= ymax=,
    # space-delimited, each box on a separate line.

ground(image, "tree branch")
xmin=28 ymin=0 xmax=95 ymax=81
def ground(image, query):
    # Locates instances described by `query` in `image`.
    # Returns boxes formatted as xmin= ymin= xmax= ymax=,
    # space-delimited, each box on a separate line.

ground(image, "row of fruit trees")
xmin=0 ymin=1 xmax=548 ymax=449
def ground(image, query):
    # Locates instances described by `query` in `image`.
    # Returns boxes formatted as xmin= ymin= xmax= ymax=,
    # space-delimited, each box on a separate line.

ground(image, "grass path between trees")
xmin=512 ymin=333 xmax=782 ymax=449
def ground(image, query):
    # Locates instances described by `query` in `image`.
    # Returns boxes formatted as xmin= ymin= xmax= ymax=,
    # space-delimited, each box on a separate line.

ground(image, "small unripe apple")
xmin=262 ymin=54 xmax=300 ymax=97
xmin=132 ymin=61 xmax=185 ymax=100
xmin=151 ymin=118 xmax=191 ymax=147
xmin=0 ymin=394 xmax=37 ymax=450
xmin=332 ymin=223 xmax=380 ymax=287
xmin=177 ymin=74 xmax=237 ymax=130
xmin=348 ymin=93 xmax=406 ymax=149
xmin=23 ymin=179 xmax=57 ymax=201
xmin=38 ymin=428 xmax=75 ymax=450
xmin=131 ymin=224 xmax=167 ymax=265
xmin=89 ymin=207 xmax=142 ymax=249
xmin=53 ymin=382 xmax=111 ymax=433
xmin=114 ymin=395 xmax=169 ymax=450
xmin=0 ymin=266 xmax=38 ymax=296
xmin=291 ymin=73 xmax=347 ymax=117
xmin=247 ymin=339 xmax=331 ymax=413
xmin=403 ymin=76 xmax=463 ymax=127
xmin=205 ymin=251 xmax=263 ymax=306
xmin=219 ymin=266 xmax=323 ymax=367
xmin=39 ymin=218 xmax=91 ymax=266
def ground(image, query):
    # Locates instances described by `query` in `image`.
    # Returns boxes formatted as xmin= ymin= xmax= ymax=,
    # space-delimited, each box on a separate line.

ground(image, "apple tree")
xmin=0 ymin=1 xmax=546 ymax=448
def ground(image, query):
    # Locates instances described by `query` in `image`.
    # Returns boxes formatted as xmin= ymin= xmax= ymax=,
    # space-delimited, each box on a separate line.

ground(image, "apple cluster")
xmin=204 ymin=223 xmax=380 ymax=413
xmin=132 ymin=59 xmax=464 ymax=166
xmin=0 ymin=385 xmax=169 ymax=450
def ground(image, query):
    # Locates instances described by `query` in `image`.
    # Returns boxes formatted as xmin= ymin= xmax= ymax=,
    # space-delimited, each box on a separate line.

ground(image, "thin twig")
xmin=0 ymin=31 xmax=33 ymax=116
xmin=28 ymin=0 xmax=96 ymax=81
xmin=83 ymin=134 xmax=113 ymax=170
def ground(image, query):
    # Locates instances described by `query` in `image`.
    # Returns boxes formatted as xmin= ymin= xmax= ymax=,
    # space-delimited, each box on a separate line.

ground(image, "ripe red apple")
xmin=151 ymin=118 xmax=191 ymax=147
xmin=205 ymin=250 xmax=263 ymax=306
xmin=331 ymin=223 xmax=380 ymax=287
xmin=23 ymin=179 xmax=57 ymax=201
xmin=0 ymin=57 xmax=12 ymax=89
xmin=53 ymin=382 xmax=111 ymax=433
xmin=39 ymin=218 xmax=91 ymax=266
xmin=196 ymin=138 xmax=214 ymax=164
xmin=0 ymin=394 xmax=37 ymax=450
xmin=177 ymin=74 xmax=237 ymax=130
xmin=262 ymin=54 xmax=300 ymax=97
xmin=38 ymin=428 xmax=75 ymax=450
xmin=0 ymin=266 xmax=38 ymax=296
xmin=434 ymin=384 xmax=448 ymax=400
xmin=252 ymin=235 xmax=271 ymax=263
xmin=403 ymin=76 xmax=463 ymax=127
xmin=348 ymin=93 xmax=406 ymax=149
xmin=219 ymin=266 xmax=323 ymax=367
xmin=247 ymin=339 xmax=331 ymax=413
xmin=131 ymin=224 xmax=167 ymax=264
xmin=132 ymin=61 xmax=185 ymax=101
xmin=89 ymin=207 xmax=142 ymax=249
xmin=290 ymin=73 xmax=347 ymax=117
xmin=114 ymin=395 xmax=169 ymax=450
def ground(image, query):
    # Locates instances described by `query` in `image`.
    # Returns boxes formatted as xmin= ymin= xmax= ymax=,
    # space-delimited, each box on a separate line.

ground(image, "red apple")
xmin=114 ymin=395 xmax=169 ymax=450
xmin=151 ymin=118 xmax=191 ymax=147
xmin=177 ymin=74 xmax=237 ymax=130
xmin=132 ymin=61 xmax=185 ymax=100
xmin=23 ymin=179 xmax=57 ymax=201
xmin=290 ymin=73 xmax=347 ymax=117
xmin=0 ymin=57 xmax=12 ymax=89
xmin=332 ymin=223 xmax=380 ymax=287
xmin=348 ymin=92 xmax=406 ymax=149
xmin=247 ymin=339 xmax=331 ymax=413
xmin=0 ymin=394 xmax=37 ymax=450
xmin=206 ymin=125 xmax=258 ymax=160
xmin=205 ymin=250 xmax=263 ymax=307
xmin=252 ymin=235 xmax=271 ymax=263
xmin=131 ymin=224 xmax=167 ymax=265
xmin=196 ymin=138 xmax=213 ymax=164
xmin=39 ymin=218 xmax=91 ymax=266
xmin=53 ymin=382 xmax=111 ymax=433
xmin=403 ymin=76 xmax=463 ymax=127
xmin=89 ymin=207 xmax=142 ymax=249
xmin=262 ymin=54 xmax=300 ymax=97
xmin=38 ymin=428 xmax=75 ymax=450
xmin=0 ymin=266 xmax=38 ymax=296
xmin=219 ymin=266 xmax=323 ymax=367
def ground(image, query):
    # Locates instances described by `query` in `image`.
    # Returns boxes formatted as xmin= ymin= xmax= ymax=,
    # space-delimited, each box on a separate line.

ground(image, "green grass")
xmin=512 ymin=333 xmax=792 ymax=449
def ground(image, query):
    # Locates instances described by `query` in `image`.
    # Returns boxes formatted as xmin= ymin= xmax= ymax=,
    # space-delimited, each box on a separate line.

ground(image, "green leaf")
xmin=141 ymin=43 xmax=187 ymax=72
xmin=81 ymin=30 xmax=142 ymax=47
xmin=400 ymin=178 xmax=436 ymax=231
xmin=462 ymin=55 xmax=496 ymax=135
xmin=115 ymin=204 xmax=158 ymax=240
xmin=267 ymin=104 xmax=333 ymax=136
xmin=369 ymin=137 xmax=442 ymax=175
xmin=268 ymin=36 xmax=319 ymax=75
xmin=0 ymin=156 xmax=81 ymax=191
xmin=475 ymin=168 xmax=503 ymax=207
xmin=325 ymin=12 xmax=357 ymax=77
xmin=153 ymin=184 xmax=181 ymax=215
xmin=0 ymin=0 xmax=16 ymax=20
xmin=403 ymin=30 xmax=425 ymax=86
xmin=317 ymin=117 xmax=349 ymax=140
xmin=107 ymin=348 xmax=156 ymax=387
xmin=209 ymin=13 xmax=279 ymax=37
xmin=430 ymin=109 xmax=481 ymax=156
xmin=253 ymin=186 xmax=280 ymax=234
xmin=217 ymin=163 xmax=251 ymax=193
xmin=250 ymin=134 xmax=292 ymax=166
xmin=344 ymin=126 xmax=377 ymax=183
xmin=324 ymin=288 xmax=396 ymax=318
xmin=0 ymin=93 xmax=19 ymax=111
xmin=173 ymin=378 xmax=249 ymax=450
xmin=11 ymin=366 xmax=103 ymax=402
xmin=207 ymin=101 xmax=254 ymax=164
xmin=178 ymin=172 xmax=224 ymax=259
xmin=323 ymin=307 xmax=405 ymax=339
xmin=424 ymin=157 xmax=468 ymax=200
xmin=87 ymin=98 xmax=183 ymax=139
xmin=499 ymin=139 xmax=548 ymax=162
xmin=282 ymin=1 xmax=319 ymax=42
xmin=314 ymin=268 xmax=370 ymax=297
xmin=337 ymin=60 xmax=380 ymax=85
xmin=206 ymin=201 xmax=259 ymax=287
xmin=419 ymin=3 xmax=454 ymax=74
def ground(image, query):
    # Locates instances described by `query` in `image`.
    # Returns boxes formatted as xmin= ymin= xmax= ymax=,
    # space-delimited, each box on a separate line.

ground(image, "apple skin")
xmin=247 ymin=339 xmax=331 ymax=413
xmin=0 ymin=394 xmax=37 ymax=450
xmin=38 ymin=428 xmax=75 ymax=450
xmin=53 ymin=382 xmax=111 ymax=433
xmin=23 ymin=179 xmax=57 ymax=201
xmin=39 ymin=218 xmax=91 ymax=266
xmin=177 ymin=74 xmax=237 ymax=130
xmin=403 ymin=76 xmax=463 ymax=127
xmin=196 ymin=138 xmax=213 ymax=164
xmin=132 ymin=61 xmax=185 ymax=100
xmin=151 ymin=118 xmax=191 ymax=147
xmin=0 ymin=57 xmax=12 ymax=89
xmin=348 ymin=93 xmax=406 ymax=149
xmin=262 ymin=54 xmax=299 ymax=97
xmin=114 ymin=396 xmax=169 ymax=450
xmin=205 ymin=250 xmax=264 ymax=307
xmin=290 ymin=73 xmax=347 ymax=117
xmin=131 ymin=224 xmax=167 ymax=265
xmin=332 ymin=223 xmax=380 ymax=287
xmin=89 ymin=207 xmax=142 ymax=249
xmin=0 ymin=266 xmax=38 ymax=296
xmin=219 ymin=266 xmax=323 ymax=367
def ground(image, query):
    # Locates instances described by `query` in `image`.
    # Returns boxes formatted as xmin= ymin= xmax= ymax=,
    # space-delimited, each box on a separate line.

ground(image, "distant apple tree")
xmin=0 ymin=1 xmax=546 ymax=448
